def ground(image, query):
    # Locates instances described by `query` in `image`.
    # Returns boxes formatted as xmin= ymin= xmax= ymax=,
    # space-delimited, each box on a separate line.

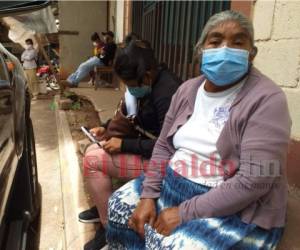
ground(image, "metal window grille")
xmin=132 ymin=1 xmax=231 ymax=80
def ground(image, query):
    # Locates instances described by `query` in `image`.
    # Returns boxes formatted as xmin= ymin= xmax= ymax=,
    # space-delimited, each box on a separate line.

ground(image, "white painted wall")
xmin=115 ymin=1 xmax=125 ymax=43
xmin=107 ymin=1 xmax=125 ymax=43
xmin=253 ymin=0 xmax=300 ymax=138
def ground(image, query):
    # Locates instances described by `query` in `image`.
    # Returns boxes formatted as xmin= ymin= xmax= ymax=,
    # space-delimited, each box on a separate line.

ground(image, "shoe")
xmin=84 ymin=228 xmax=107 ymax=250
xmin=79 ymin=206 xmax=100 ymax=223
xmin=49 ymin=82 xmax=60 ymax=90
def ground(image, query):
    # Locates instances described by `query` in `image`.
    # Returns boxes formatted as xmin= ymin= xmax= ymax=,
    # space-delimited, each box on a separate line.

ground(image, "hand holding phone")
xmin=89 ymin=127 xmax=106 ymax=138
xmin=81 ymin=126 xmax=102 ymax=148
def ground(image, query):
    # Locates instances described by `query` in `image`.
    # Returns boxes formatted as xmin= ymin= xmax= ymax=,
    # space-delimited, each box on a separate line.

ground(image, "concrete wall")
xmin=108 ymin=1 xmax=116 ymax=32
xmin=108 ymin=1 xmax=125 ymax=44
xmin=252 ymin=0 xmax=300 ymax=139
xmin=58 ymin=1 xmax=107 ymax=79
xmin=115 ymin=1 xmax=124 ymax=43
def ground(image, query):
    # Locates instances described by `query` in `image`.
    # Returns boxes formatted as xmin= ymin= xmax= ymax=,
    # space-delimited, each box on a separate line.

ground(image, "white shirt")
xmin=21 ymin=47 xmax=37 ymax=70
xmin=170 ymin=79 xmax=245 ymax=187
xmin=124 ymin=88 xmax=137 ymax=117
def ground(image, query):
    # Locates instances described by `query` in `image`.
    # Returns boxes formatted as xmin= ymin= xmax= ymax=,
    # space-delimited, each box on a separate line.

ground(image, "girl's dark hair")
xmin=91 ymin=32 xmax=100 ymax=42
xmin=114 ymin=41 xmax=157 ymax=84
xmin=25 ymin=38 xmax=33 ymax=45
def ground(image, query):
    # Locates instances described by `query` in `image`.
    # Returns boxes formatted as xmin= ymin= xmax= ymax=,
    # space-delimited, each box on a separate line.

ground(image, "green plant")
xmin=49 ymin=100 xmax=57 ymax=111
xmin=71 ymin=101 xmax=81 ymax=110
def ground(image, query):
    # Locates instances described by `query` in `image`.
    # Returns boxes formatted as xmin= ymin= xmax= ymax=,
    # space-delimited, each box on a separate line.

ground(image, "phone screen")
xmin=81 ymin=126 xmax=102 ymax=148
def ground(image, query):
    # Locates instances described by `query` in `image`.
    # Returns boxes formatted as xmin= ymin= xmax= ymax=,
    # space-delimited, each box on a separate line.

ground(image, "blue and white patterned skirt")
xmin=107 ymin=166 xmax=283 ymax=250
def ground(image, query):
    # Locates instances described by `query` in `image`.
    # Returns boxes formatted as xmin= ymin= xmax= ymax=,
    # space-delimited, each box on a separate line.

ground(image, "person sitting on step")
xmin=64 ymin=31 xmax=116 ymax=88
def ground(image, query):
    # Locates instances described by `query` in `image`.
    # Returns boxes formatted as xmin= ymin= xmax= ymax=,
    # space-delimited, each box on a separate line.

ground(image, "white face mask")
xmin=93 ymin=42 xmax=98 ymax=47
xmin=25 ymin=44 xmax=33 ymax=49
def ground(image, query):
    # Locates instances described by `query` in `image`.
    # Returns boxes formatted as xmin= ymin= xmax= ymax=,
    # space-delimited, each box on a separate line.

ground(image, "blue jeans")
xmin=67 ymin=56 xmax=104 ymax=86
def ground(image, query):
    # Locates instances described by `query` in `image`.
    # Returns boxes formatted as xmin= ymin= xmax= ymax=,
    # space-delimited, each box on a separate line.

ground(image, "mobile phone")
xmin=81 ymin=126 xmax=102 ymax=148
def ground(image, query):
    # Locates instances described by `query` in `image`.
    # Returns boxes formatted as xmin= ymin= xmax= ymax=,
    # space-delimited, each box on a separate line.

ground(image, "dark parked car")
xmin=0 ymin=42 xmax=40 ymax=250
xmin=0 ymin=1 xmax=54 ymax=248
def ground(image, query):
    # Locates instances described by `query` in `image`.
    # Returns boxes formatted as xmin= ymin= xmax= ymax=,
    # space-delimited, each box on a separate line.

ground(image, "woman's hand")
xmin=90 ymin=127 xmax=105 ymax=139
xmin=103 ymin=137 xmax=122 ymax=153
xmin=128 ymin=198 xmax=156 ymax=238
xmin=154 ymin=207 xmax=180 ymax=236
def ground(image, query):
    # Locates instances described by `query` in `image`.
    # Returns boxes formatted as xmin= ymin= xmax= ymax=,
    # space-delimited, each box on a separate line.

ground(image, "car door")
xmin=0 ymin=52 xmax=15 ymax=223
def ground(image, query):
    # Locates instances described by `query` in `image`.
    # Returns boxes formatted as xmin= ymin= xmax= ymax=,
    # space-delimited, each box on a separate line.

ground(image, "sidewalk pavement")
xmin=55 ymin=98 xmax=96 ymax=249
xmin=31 ymin=99 xmax=65 ymax=249
xmin=48 ymin=83 xmax=123 ymax=249
xmin=31 ymin=98 xmax=98 ymax=250
xmin=71 ymin=82 xmax=124 ymax=123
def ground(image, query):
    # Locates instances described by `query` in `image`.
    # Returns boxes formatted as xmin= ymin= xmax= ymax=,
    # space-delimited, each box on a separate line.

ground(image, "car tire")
xmin=25 ymin=118 xmax=41 ymax=222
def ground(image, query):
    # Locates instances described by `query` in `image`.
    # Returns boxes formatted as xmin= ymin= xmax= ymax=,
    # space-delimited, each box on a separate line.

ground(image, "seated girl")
xmin=81 ymin=41 xmax=181 ymax=250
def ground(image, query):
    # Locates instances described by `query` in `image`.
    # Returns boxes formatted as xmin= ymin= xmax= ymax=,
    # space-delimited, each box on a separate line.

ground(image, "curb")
xmin=54 ymin=95 xmax=96 ymax=249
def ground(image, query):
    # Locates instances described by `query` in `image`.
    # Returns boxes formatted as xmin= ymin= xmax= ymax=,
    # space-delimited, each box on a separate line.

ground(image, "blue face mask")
xmin=127 ymin=85 xmax=151 ymax=98
xmin=201 ymin=47 xmax=249 ymax=86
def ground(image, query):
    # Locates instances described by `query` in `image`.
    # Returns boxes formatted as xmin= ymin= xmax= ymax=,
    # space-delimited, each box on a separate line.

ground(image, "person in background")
xmin=106 ymin=10 xmax=291 ymax=249
xmin=92 ymin=32 xmax=105 ymax=57
xmin=81 ymin=40 xmax=181 ymax=250
xmin=64 ymin=31 xmax=116 ymax=88
xmin=88 ymin=32 xmax=104 ymax=85
xmin=21 ymin=38 xmax=39 ymax=100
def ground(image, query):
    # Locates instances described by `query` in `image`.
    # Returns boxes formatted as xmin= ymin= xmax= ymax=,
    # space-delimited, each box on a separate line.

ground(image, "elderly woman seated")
xmin=106 ymin=10 xmax=291 ymax=249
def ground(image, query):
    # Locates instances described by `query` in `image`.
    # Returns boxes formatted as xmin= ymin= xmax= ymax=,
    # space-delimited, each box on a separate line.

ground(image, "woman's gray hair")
xmin=195 ymin=10 xmax=255 ymax=56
